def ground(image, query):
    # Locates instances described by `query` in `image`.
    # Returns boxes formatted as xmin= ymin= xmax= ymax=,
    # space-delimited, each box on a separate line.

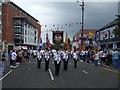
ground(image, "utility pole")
xmin=77 ymin=0 xmax=85 ymax=50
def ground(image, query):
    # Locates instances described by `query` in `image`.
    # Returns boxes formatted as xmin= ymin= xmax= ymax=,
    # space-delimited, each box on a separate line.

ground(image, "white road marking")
xmin=101 ymin=67 xmax=118 ymax=73
xmin=15 ymin=64 xmax=19 ymax=68
xmin=48 ymin=69 xmax=54 ymax=81
xmin=69 ymin=63 xmax=71 ymax=65
xmin=0 ymin=70 xmax=12 ymax=81
xmin=11 ymin=64 xmax=19 ymax=69
xmin=82 ymin=70 xmax=88 ymax=74
xmin=84 ymin=62 xmax=118 ymax=73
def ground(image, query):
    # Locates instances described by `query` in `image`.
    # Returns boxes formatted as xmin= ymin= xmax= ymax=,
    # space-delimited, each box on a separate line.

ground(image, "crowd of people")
xmin=78 ymin=49 xmax=120 ymax=68
xmin=1 ymin=49 xmax=32 ymax=74
xmin=0 ymin=47 xmax=120 ymax=76
xmin=36 ymin=48 xmax=120 ymax=76
xmin=36 ymin=48 xmax=79 ymax=76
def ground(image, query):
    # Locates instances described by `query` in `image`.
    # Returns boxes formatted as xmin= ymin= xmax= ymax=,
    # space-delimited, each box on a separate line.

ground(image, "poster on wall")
xmin=109 ymin=26 xmax=115 ymax=39
xmin=95 ymin=31 xmax=100 ymax=41
xmin=52 ymin=31 xmax=63 ymax=45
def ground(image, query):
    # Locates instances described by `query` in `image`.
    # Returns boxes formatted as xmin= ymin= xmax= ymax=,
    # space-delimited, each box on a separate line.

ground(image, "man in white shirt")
xmin=37 ymin=50 xmax=42 ymax=68
xmin=63 ymin=50 xmax=69 ymax=71
xmin=99 ymin=50 xmax=103 ymax=65
xmin=11 ymin=50 xmax=17 ymax=68
xmin=44 ymin=48 xmax=50 ymax=71
xmin=54 ymin=49 xmax=61 ymax=76
xmin=73 ymin=50 xmax=78 ymax=68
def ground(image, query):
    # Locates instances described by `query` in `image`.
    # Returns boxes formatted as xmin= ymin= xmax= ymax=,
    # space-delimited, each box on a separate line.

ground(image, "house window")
xmin=28 ymin=24 xmax=30 ymax=28
xmin=25 ymin=30 xmax=27 ymax=35
xmin=25 ymin=37 xmax=27 ymax=42
xmin=28 ymin=31 xmax=29 ymax=35
xmin=25 ymin=22 xmax=27 ymax=28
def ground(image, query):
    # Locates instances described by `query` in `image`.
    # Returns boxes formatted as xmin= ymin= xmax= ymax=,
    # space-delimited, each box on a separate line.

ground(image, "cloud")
xmin=11 ymin=0 xmax=119 ymax=2
xmin=10 ymin=0 xmax=118 ymax=41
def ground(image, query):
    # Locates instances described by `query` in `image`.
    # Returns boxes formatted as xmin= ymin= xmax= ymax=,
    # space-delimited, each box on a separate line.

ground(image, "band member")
xmin=54 ymin=49 xmax=61 ymax=76
xmin=73 ymin=50 xmax=78 ymax=68
xmin=63 ymin=50 xmax=69 ymax=71
xmin=37 ymin=50 xmax=42 ymax=68
xmin=44 ymin=48 xmax=50 ymax=71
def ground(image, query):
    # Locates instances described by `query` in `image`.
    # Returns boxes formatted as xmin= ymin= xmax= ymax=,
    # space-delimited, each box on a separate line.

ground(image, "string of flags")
xmin=44 ymin=22 xmax=81 ymax=31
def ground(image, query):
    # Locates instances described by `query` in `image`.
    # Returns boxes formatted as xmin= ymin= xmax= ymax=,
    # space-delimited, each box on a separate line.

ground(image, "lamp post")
xmin=77 ymin=0 xmax=85 ymax=50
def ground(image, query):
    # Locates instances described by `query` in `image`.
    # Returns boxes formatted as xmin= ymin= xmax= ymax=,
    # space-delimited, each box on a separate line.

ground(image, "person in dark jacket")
xmin=106 ymin=51 xmax=112 ymax=66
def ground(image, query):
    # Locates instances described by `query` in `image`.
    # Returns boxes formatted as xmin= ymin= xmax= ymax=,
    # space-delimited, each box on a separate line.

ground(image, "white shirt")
xmin=44 ymin=51 xmax=50 ymax=60
xmin=55 ymin=51 xmax=61 ymax=64
xmin=102 ymin=53 xmax=107 ymax=57
xmin=11 ymin=52 xmax=17 ymax=60
xmin=63 ymin=51 xmax=66 ymax=59
xmin=37 ymin=52 xmax=42 ymax=60
xmin=95 ymin=53 xmax=99 ymax=60
xmin=63 ymin=51 xmax=69 ymax=61
xmin=73 ymin=52 xmax=78 ymax=60
xmin=99 ymin=51 xmax=103 ymax=57
xmin=65 ymin=51 xmax=69 ymax=61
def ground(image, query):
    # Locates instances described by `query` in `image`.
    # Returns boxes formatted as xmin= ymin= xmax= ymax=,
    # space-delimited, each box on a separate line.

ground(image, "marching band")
xmin=36 ymin=48 xmax=79 ymax=76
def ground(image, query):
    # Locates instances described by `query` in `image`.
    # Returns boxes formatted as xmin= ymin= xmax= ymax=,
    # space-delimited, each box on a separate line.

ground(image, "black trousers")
xmin=45 ymin=59 xmax=49 ymax=71
xmin=63 ymin=59 xmax=68 ymax=70
xmin=10 ymin=58 xmax=12 ymax=66
xmin=74 ymin=59 xmax=78 ymax=68
xmin=54 ymin=61 xmax=61 ymax=76
xmin=37 ymin=58 xmax=41 ymax=68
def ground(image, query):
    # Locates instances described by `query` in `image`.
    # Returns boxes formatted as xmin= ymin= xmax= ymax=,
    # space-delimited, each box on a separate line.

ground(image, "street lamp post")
xmin=77 ymin=0 xmax=85 ymax=50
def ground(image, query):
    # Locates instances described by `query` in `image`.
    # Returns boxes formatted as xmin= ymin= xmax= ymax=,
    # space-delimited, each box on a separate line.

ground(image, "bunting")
xmin=44 ymin=22 xmax=81 ymax=31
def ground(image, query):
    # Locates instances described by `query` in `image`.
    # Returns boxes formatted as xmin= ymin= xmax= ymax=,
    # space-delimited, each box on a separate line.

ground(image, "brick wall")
xmin=2 ymin=2 xmax=41 ymax=44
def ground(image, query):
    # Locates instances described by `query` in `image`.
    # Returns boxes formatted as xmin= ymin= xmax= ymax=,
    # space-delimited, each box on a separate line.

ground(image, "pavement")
xmin=1 ymin=57 xmax=119 ymax=88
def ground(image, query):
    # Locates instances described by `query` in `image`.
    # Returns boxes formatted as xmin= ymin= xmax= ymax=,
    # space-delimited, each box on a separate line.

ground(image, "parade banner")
xmin=53 ymin=31 xmax=63 ymax=45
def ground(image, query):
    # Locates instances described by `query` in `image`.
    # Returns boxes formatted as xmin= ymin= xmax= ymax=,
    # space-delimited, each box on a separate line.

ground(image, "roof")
xmin=73 ymin=29 xmax=97 ymax=37
xmin=6 ymin=2 xmax=39 ymax=22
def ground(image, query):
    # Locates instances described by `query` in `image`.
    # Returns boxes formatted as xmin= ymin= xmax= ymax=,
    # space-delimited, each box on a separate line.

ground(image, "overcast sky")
xmin=11 ymin=0 xmax=119 ymax=43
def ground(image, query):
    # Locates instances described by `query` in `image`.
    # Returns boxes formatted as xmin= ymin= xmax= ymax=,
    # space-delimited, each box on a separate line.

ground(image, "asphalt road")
xmin=1 ymin=57 xmax=119 ymax=88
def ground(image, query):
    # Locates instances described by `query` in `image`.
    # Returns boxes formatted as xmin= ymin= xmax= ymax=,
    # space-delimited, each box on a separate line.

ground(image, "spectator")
xmin=11 ymin=50 xmax=17 ymax=68
xmin=17 ymin=50 xmax=23 ymax=63
xmin=1 ymin=49 xmax=6 ymax=73
xmin=112 ymin=49 xmax=120 ymax=68
xmin=99 ymin=50 xmax=103 ymax=66
xmin=9 ymin=50 xmax=13 ymax=67
xmin=102 ymin=50 xmax=107 ymax=66
xmin=94 ymin=50 xmax=99 ymax=67
xmin=106 ymin=51 xmax=112 ymax=66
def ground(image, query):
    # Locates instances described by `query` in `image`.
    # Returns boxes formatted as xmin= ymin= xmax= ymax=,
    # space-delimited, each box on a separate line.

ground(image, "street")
xmin=1 ymin=57 xmax=119 ymax=88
